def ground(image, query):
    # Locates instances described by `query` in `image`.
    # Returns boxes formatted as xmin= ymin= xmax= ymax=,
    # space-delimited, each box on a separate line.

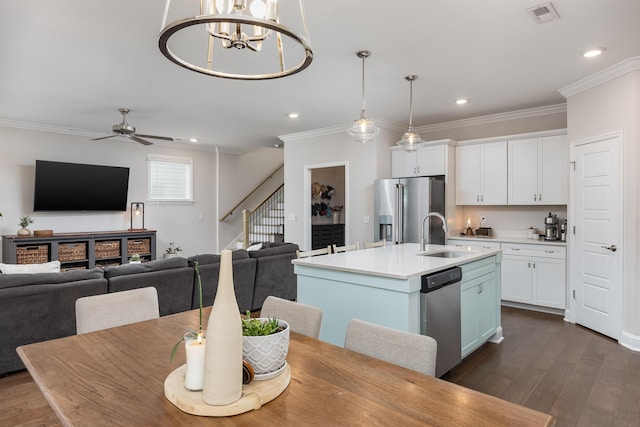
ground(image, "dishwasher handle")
xmin=421 ymin=267 xmax=463 ymax=293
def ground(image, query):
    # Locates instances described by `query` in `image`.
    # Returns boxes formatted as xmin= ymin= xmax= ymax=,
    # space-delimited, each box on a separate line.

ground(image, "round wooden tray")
xmin=164 ymin=363 xmax=291 ymax=417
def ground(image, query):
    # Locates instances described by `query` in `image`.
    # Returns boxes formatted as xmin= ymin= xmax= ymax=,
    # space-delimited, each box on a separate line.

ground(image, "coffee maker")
xmin=559 ymin=220 xmax=567 ymax=242
xmin=544 ymin=212 xmax=558 ymax=241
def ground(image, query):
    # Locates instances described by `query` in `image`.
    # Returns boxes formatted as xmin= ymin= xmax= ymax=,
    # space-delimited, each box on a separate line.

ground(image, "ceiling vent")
xmin=527 ymin=2 xmax=560 ymax=24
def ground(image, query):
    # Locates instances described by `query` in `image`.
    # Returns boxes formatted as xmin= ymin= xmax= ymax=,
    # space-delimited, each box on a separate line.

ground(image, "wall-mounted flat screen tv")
xmin=33 ymin=160 xmax=130 ymax=211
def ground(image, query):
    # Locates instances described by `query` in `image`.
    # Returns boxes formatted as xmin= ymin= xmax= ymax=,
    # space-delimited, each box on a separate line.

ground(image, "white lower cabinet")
xmin=460 ymin=257 xmax=499 ymax=358
xmin=501 ymin=243 xmax=566 ymax=309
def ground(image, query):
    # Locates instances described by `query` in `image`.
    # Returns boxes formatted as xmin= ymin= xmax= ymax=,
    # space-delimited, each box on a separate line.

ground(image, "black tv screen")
xmin=34 ymin=160 xmax=130 ymax=211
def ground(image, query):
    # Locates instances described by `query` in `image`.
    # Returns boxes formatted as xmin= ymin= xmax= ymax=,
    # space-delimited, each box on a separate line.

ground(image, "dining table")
xmin=18 ymin=307 xmax=555 ymax=426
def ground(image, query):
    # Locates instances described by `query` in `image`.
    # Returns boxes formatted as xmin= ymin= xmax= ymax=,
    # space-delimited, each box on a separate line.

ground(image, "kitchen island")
xmin=293 ymin=243 xmax=503 ymax=364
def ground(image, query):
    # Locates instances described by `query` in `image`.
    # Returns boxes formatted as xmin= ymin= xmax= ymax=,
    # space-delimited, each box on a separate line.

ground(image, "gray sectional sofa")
xmin=0 ymin=242 xmax=298 ymax=375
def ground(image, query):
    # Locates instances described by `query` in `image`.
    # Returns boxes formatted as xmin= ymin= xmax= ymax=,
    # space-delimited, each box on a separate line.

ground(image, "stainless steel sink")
xmin=420 ymin=251 xmax=470 ymax=258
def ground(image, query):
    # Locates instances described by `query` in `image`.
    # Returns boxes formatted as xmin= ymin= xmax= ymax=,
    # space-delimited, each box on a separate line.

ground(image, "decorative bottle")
xmin=202 ymin=250 xmax=243 ymax=405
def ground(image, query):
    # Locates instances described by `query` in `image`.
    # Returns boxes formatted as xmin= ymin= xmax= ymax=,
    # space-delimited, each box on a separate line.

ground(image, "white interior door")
xmin=571 ymin=134 xmax=622 ymax=339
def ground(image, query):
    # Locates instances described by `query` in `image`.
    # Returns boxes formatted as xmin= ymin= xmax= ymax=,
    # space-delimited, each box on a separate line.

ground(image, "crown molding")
xmin=559 ymin=56 xmax=640 ymax=98
xmin=0 ymin=118 xmax=102 ymax=139
xmin=0 ymin=118 xmax=223 ymax=153
xmin=414 ymin=104 xmax=567 ymax=134
xmin=278 ymin=118 xmax=403 ymax=143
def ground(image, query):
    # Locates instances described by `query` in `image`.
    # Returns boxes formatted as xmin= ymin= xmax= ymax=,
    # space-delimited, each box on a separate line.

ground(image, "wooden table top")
xmin=18 ymin=308 xmax=555 ymax=427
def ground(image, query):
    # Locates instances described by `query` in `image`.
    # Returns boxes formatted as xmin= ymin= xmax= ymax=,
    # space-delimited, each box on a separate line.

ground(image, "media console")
xmin=2 ymin=230 xmax=156 ymax=271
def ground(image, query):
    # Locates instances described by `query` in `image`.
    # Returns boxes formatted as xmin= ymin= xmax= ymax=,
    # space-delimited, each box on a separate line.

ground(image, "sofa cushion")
xmin=187 ymin=250 xmax=249 ymax=267
xmin=192 ymin=258 xmax=257 ymax=313
xmin=0 ymin=268 xmax=105 ymax=290
xmin=0 ymin=260 xmax=61 ymax=274
xmin=0 ymin=275 xmax=107 ymax=374
xmin=247 ymin=243 xmax=299 ymax=259
xmin=103 ymin=257 xmax=188 ymax=279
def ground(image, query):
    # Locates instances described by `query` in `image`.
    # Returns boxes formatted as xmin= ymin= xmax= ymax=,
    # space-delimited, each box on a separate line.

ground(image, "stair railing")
xmin=219 ymin=163 xmax=284 ymax=222
xmin=242 ymin=184 xmax=284 ymax=249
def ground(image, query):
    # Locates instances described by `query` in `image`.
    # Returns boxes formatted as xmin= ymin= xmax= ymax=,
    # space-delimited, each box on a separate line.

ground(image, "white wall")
xmin=0 ymin=126 xmax=218 ymax=259
xmin=283 ymin=127 xmax=396 ymax=250
xmin=565 ymin=69 xmax=640 ymax=341
xmin=217 ymin=148 xmax=284 ymax=250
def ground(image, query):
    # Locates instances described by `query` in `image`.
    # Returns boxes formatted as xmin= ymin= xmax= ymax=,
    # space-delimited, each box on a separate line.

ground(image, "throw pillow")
xmin=246 ymin=243 xmax=263 ymax=251
xmin=0 ymin=260 xmax=61 ymax=274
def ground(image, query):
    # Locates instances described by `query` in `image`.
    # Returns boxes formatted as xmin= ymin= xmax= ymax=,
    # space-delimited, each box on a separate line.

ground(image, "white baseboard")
xmin=620 ymin=331 xmax=640 ymax=352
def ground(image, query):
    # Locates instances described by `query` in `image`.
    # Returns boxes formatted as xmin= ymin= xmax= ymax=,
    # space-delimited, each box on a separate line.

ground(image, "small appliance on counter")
xmin=544 ymin=212 xmax=565 ymax=241
xmin=559 ymin=220 xmax=567 ymax=242
xmin=475 ymin=227 xmax=492 ymax=236
xmin=544 ymin=212 xmax=558 ymax=240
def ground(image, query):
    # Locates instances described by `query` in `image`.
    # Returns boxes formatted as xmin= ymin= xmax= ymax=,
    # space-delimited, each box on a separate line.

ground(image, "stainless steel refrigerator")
xmin=374 ymin=177 xmax=446 ymax=245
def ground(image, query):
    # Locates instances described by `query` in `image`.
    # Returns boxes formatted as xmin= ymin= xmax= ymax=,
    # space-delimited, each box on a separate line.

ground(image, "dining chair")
xmin=344 ymin=318 xmax=437 ymax=376
xmin=296 ymin=246 xmax=331 ymax=258
xmin=260 ymin=296 xmax=323 ymax=339
xmin=363 ymin=240 xmax=386 ymax=249
xmin=75 ymin=287 xmax=160 ymax=334
xmin=331 ymin=242 xmax=360 ymax=253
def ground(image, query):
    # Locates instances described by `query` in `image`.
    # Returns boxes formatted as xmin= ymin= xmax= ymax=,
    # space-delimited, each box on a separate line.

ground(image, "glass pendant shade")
xmin=348 ymin=114 xmax=380 ymax=144
xmin=397 ymin=75 xmax=425 ymax=152
xmin=348 ymin=50 xmax=380 ymax=143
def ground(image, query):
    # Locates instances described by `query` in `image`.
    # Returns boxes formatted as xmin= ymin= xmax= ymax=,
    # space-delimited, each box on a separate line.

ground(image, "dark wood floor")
xmin=448 ymin=306 xmax=640 ymax=427
xmin=2 ymin=306 xmax=639 ymax=426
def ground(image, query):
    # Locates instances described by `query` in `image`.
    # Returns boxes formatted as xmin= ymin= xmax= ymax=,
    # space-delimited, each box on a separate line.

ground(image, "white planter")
xmin=242 ymin=319 xmax=289 ymax=375
xmin=164 ymin=253 xmax=178 ymax=259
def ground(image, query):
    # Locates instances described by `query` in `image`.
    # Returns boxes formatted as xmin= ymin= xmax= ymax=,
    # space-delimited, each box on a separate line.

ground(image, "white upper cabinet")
xmin=455 ymin=141 xmax=507 ymax=205
xmin=508 ymin=135 xmax=568 ymax=205
xmin=391 ymin=144 xmax=445 ymax=178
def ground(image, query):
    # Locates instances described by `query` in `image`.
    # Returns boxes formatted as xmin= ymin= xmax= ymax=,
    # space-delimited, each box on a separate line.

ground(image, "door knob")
xmin=601 ymin=244 xmax=617 ymax=252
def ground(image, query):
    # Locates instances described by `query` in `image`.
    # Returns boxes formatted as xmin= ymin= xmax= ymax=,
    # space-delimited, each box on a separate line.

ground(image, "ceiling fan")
xmin=91 ymin=108 xmax=173 ymax=145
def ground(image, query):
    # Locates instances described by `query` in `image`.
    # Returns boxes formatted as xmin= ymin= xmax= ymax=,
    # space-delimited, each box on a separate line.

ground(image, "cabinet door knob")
xmin=476 ymin=195 xmax=480 ymax=202
xmin=528 ymin=260 xmax=531 ymax=268
xmin=534 ymin=194 xmax=537 ymax=201
xmin=539 ymin=194 xmax=542 ymax=201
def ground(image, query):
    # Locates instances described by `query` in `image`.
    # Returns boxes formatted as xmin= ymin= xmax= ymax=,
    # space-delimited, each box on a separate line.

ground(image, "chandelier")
xmin=396 ymin=75 xmax=425 ymax=151
xmin=159 ymin=0 xmax=313 ymax=80
xmin=347 ymin=50 xmax=380 ymax=143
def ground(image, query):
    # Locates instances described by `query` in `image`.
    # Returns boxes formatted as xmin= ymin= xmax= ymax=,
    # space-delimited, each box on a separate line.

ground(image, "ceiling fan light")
xmin=347 ymin=116 xmax=381 ymax=143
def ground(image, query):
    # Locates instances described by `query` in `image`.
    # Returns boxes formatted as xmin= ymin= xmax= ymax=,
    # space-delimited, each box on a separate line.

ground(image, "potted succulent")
xmin=129 ymin=253 xmax=142 ymax=264
xmin=242 ymin=312 xmax=289 ymax=378
xmin=164 ymin=242 xmax=182 ymax=258
xmin=17 ymin=215 xmax=34 ymax=236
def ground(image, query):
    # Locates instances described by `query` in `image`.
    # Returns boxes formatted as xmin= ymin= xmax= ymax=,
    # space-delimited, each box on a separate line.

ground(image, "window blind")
xmin=147 ymin=155 xmax=193 ymax=201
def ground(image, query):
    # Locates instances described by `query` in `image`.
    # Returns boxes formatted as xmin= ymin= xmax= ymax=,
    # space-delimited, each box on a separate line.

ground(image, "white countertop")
xmin=292 ymin=243 xmax=501 ymax=280
xmin=448 ymin=234 xmax=566 ymax=247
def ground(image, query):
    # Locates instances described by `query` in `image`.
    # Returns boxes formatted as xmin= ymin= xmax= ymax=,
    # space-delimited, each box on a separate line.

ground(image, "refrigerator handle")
xmin=397 ymin=183 xmax=404 ymax=243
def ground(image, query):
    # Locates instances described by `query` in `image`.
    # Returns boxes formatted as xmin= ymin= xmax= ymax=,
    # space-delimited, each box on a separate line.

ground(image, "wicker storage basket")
xmin=128 ymin=238 xmax=151 ymax=256
xmin=95 ymin=240 xmax=121 ymax=259
xmin=16 ymin=245 xmax=49 ymax=264
xmin=58 ymin=242 xmax=87 ymax=262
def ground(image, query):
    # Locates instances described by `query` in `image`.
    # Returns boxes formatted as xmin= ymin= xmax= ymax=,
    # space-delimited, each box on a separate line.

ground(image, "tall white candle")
xmin=184 ymin=333 xmax=206 ymax=391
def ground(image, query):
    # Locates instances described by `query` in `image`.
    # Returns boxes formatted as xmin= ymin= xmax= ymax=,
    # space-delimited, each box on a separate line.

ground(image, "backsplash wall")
xmin=458 ymin=205 xmax=568 ymax=234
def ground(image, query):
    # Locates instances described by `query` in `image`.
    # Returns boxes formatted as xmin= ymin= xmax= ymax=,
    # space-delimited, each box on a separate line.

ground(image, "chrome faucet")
xmin=420 ymin=212 xmax=448 ymax=251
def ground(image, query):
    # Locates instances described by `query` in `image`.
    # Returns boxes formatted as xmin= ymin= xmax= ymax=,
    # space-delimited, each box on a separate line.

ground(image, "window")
xmin=147 ymin=155 xmax=193 ymax=202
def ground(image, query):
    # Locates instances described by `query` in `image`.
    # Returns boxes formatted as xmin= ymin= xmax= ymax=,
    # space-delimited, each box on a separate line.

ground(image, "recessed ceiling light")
xmin=584 ymin=47 xmax=605 ymax=58
xmin=288 ymin=113 xmax=299 ymax=119
xmin=456 ymin=99 xmax=468 ymax=105
xmin=189 ymin=138 xmax=199 ymax=143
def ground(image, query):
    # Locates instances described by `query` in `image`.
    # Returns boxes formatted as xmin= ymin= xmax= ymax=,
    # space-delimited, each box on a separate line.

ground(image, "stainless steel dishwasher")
xmin=420 ymin=266 xmax=462 ymax=378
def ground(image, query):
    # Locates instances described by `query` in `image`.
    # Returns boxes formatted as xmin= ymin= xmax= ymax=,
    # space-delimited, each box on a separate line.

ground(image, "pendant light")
xmin=347 ymin=50 xmax=380 ymax=143
xmin=397 ymin=75 xmax=425 ymax=152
